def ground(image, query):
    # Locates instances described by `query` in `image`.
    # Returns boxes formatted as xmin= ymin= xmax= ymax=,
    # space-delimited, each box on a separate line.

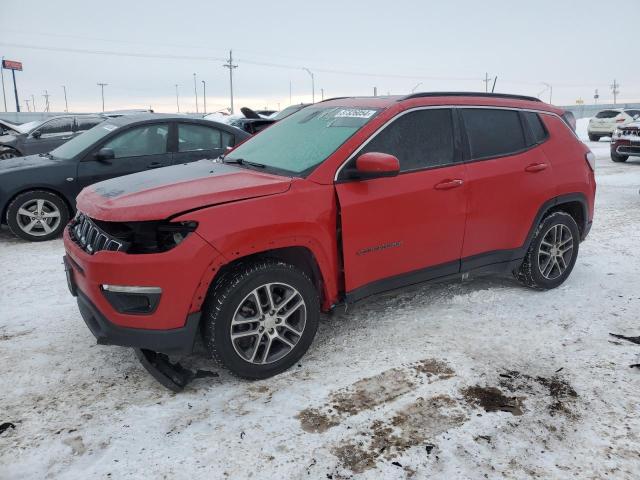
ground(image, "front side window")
xmin=36 ymin=117 xmax=74 ymax=137
xmin=357 ymin=109 xmax=455 ymax=172
xmin=461 ymin=109 xmax=526 ymax=160
xmin=103 ymin=124 xmax=168 ymax=158
xmin=225 ymin=106 xmax=381 ymax=174
xmin=178 ymin=124 xmax=233 ymax=151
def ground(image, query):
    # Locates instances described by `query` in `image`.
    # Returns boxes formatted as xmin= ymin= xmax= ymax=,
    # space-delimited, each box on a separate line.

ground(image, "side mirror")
xmin=31 ymin=130 xmax=41 ymax=139
xmin=352 ymin=152 xmax=400 ymax=179
xmin=95 ymin=147 xmax=115 ymax=162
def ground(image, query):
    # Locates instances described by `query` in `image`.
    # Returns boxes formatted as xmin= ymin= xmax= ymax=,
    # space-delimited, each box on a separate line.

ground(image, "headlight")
xmin=91 ymin=219 xmax=198 ymax=254
xmin=613 ymin=129 xmax=622 ymax=139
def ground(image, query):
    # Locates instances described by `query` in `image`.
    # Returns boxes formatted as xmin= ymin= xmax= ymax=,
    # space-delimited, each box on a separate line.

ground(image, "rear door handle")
xmin=434 ymin=179 xmax=464 ymax=190
xmin=147 ymin=162 xmax=163 ymax=169
xmin=525 ymin=162 xmax=548 ymax=173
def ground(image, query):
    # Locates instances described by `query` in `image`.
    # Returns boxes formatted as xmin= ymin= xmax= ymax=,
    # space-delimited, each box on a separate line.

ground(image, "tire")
xmin=0 ymin=149 xmax=18 ymax=160
xmin=611 ymin=152 xmax=628 ymax=162
xmin=202 ymin=260 xmax=320 ymax=379
xmin=515 ymin=211 xmax=580 ymax=290
xmin=588 ymin=133 xmax=600 ymax=142
xmin=6 ymin=190 xmax=70 ymax=242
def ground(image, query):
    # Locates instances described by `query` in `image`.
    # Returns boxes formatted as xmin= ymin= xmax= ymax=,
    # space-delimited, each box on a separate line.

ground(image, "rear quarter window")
xmin=461 ymin=108 xmax=526 ymax=160
xmin=522 ymin=112 xmax=549 ymax=145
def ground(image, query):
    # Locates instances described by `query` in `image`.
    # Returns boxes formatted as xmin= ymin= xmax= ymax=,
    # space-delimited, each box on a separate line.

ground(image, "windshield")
xmin=15 ymin=121 xmax=41 ymax=134
xmin=226 ymin=106 xmax=380 ymax=174
xmin=50 ymin=122 xmax=119 ymax=160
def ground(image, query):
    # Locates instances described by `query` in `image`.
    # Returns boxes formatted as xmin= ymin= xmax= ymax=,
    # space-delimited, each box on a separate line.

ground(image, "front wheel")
xmin=611 ymin=152 xmax=628 ymax=162
xmin=202 ymin=260 xmax=320 ymax=379
xmin=515 ymin=211 xmax=580 ymax=290
xmin=6 ymin=190 xmax=70 ymax=241
xmin=588 ymin=133 xmax=600 ymax=142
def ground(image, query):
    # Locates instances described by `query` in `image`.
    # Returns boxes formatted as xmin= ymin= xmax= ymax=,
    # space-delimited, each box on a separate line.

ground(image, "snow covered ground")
xmin=1 ymin=119 xmax=639 ymax=479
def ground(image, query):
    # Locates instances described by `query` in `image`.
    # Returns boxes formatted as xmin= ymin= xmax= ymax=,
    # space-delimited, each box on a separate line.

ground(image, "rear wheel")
xmin=516 ymin=211 xmax=580 ymax=290
xmin=611 ymin=152 xmax=628 ymax=162
xmin=588 ymin=133 xmax=600 ymax=142
xmin=202 ymin=260 xmax=320 ymax=379
xmin=0 ymin=149 xmax=18 ymax=160
xmin=6 ymin=190 xmax=70 ymax=241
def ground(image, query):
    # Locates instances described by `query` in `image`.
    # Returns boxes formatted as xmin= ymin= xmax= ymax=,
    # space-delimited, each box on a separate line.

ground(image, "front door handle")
xmin=525 ymin=162 xmax=548 ymax=173
xmin=147 ymin=162 xmax=163 ymax=169
xmin=434 ymin=179 xmax=464 ymax=190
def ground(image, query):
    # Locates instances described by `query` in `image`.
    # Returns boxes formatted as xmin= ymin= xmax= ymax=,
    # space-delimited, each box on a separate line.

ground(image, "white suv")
xmin=588 ymin=109 xmax=640 ymax=141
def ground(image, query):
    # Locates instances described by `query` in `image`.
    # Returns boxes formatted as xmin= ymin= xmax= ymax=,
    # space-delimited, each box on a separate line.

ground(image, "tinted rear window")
xmin=595 ymin=110 xmax=620 ymax=119
xmin=461 ymin=109 xmax=526 ymax=160
xmin=523 ymin=112 xmax=548 ymax=145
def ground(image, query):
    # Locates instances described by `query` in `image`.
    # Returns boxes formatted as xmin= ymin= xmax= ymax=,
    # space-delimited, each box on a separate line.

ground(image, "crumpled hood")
xmin=77 ymin=159 xmax=292 ymax=221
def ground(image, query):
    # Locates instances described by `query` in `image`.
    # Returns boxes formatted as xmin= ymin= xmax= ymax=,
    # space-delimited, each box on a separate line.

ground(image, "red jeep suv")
xmin=63 ymin=93 xmax=596 ymax=381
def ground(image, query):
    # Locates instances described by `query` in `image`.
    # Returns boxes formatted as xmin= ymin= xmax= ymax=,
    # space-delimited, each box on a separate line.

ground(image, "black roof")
xmin=401 ymin=92 xmax=541 ymax=102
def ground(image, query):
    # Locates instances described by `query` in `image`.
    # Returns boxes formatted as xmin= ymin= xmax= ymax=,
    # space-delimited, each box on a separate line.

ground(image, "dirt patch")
xmin=462 ymin=386 xmax=524 ymax=416
xmin=298 ymin=408 xmax=341 ymax=433
xmin=410 ymin=359 xmax=455 ymax=379
xmin=298 ymin=359 xmax=455 ymax=434
xmin=0 ymin=329 xmax=33 ymax=341
xmin=332 ymin=395 xmax=466 ymax=473
xmin=499 ymin=370 xmax=577 ymax=416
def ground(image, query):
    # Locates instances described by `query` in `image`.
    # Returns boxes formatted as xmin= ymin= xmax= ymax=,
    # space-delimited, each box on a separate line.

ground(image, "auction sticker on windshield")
xmin=335 ymin=109 xmax=377 ymax=119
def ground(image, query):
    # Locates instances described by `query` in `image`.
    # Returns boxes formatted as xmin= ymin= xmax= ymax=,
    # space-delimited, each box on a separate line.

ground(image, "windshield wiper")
xmin=223 ymin=157 xmax=266 ymax=169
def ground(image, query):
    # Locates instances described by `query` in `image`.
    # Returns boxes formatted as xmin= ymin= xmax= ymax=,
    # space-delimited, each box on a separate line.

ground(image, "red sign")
xmin=2 ymin=60 xmax=23 ymax=71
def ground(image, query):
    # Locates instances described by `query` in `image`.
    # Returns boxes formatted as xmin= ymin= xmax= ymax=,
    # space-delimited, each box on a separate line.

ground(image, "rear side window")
xmin=37 ymin=117 xmax=74 ymax=137
xmin=75 ymin=117 xmax=104 ymax=132
xmin=522 ymin=112 xmax=548 ymax=145
xmin=595 ymin=110 xmax=619 ymax=119
xmin=358 ymin=109 xmax=455 ymax=172
xmin=461 ymin=109 xmax=526 ymax=160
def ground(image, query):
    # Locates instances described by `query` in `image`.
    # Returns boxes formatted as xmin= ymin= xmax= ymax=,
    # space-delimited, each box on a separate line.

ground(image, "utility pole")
xmin=202 ymin=80 xmax=207 ymax=114
xmin=320 ymin=88 xmax=324 ymax=101
xmin=61 ymin=85 xmax=68 ymax=112
xmin=175 ymin=84 xmax=180 ymax=113
xmin=411 ymin=82 xmax=422 ymax=93
xmin=610 ymin=79 xmax=619 ymax=105
xmin=42 ymin=90 xmax=50 ymax=112
xmin=25 ymin=99 xmax=30 ymax=112
xmin=193 ymin=73 xmax=198 ymax=113
xmin=483 ymin=73 xmax=491 ymax=93
xmin=97 ymin=83 xmax=107 ymax=112
xmin=0 ymin=56 xmax=6 ymax=112
xmin=31 ymin=94 xmax=36 ymax=112
xmin=11 ymin=69 xmax=19 ymax=112
xmin=303 ymin=67 xmax=315 ymax=103
xmin=223 ymin=50 xmax=238 ymax=114
xmin=373 ymin=86 xmax=377 ymax=97
xmin=289 ymin=81 xmax=292 ymax=105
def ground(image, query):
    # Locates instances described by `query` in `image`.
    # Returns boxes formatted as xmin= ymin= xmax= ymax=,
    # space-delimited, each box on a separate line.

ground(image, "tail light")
xmin=585 ymin=151 xmax=596 ymax=171
xmin=615 ymin=117 xmax=625 ymax=123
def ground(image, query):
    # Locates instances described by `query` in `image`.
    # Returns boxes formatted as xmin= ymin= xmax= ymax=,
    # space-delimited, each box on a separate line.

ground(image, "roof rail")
xmin=401 ymin=92 xmax=542 ymax=103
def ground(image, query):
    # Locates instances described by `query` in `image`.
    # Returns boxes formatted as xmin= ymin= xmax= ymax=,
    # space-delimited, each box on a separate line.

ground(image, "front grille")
xmin=70 ymin=213 xmax=125 ymax=254
xmin=621 ymin=129 xmax=639 ymax=137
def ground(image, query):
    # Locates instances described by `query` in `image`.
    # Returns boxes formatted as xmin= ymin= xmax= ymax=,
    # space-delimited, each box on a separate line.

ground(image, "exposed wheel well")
xmin=212 ymin=247 xmax=325 ymax=304
xmin=2 ymin=187 xmax=74 ymax=224
xmin=547 ymin=200 xmax=586 ymax=236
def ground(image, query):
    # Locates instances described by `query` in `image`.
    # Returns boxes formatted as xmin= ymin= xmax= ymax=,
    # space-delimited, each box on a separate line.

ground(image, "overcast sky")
xmin=0 ymin=0 xmax=637 ymax=114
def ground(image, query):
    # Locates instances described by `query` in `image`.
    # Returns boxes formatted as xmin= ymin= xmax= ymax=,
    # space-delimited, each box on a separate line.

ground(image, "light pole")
xmin=303 ymin=68 xmax=315 ymax=103
xmin=202 ymin=80 xmax=207 ymax=114
xmin=542 ymin=82 xmax=552 ymax=104
xmin=411 ymin=82 xmax=422 ymax=93
xmin=31 ymin=94 xmax=36 ymax=112
xmin=25 ymin=99 xmax=30 ymax=112
xmin=222 ymin=50 xmax=238 ymax=114
xmin=61 ymin=85 xmax=68 ymax=112
xmin=0 ymin=56 xmax=6 ymax=112
xmin=193 ymin=73 xmax=198 ymax=113
xmin=97 ymin=83 xmax=108 ymax=112
xmin=175 ymin=84 xmax=180 ymax=113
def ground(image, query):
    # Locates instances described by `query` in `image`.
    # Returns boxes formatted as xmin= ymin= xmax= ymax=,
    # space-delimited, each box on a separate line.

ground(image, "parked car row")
xmin=587 ymin=108 xmax=640 ymax=141
xmin=56 ymin=92 xmax=595 ymax=386
xmin=0 ymin=114 xmax=250 ymax=241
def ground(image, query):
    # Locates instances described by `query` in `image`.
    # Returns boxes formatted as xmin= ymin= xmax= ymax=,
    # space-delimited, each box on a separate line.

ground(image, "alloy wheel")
xmin=15 ymin=198 xmax=62 ymax=237
xmin=230 ymin=282 xmax=307 ymax=365
xmin=537 ymin=224 xmax=574 ymax=280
